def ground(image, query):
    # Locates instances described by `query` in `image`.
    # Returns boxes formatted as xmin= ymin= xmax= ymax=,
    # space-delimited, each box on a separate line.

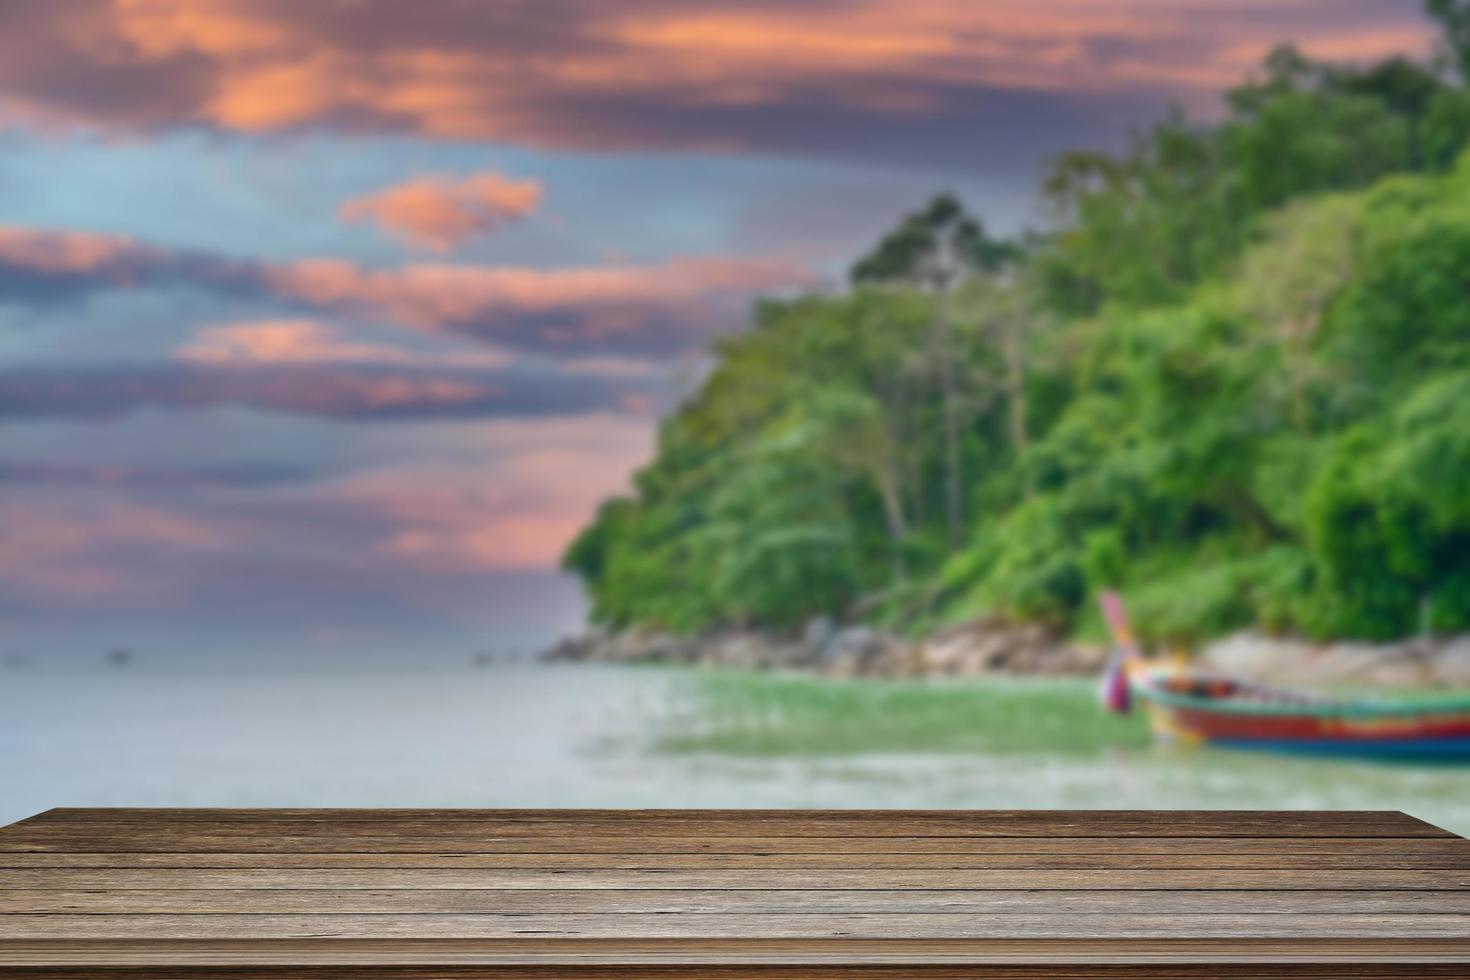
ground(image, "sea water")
xmin=3 ymin=658 xmax=1467 ymax=834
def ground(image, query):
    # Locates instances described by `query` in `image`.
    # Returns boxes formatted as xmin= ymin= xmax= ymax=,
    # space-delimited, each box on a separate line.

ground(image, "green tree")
xmin=853 ymin=195 xmax=1020 ymax=553
xmin=1231 ymin=194 xmax=1366 ymax=432
xmin=1429 ymin=0 xmax=1470 ymax=81
xmin=565 ymin=37 xmax=1470 ymax=647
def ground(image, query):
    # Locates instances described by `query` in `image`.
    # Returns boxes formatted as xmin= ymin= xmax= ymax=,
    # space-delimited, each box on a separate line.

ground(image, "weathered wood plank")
xmin=6 ymin=937 xmax=1470 ymax=966
xmin=7 ymin=808 xmax=1447 ymax=839
xmin=5 ymin=888 xmax=1469 ymax=915
xmin=2 ymin=808 xmax=1464 ymax=969
xmin=8 ymin=969 xmax=1470 ymax=979
xmin=7 ymin=836 xmax=1468 ymax=857
xmin=9 ymin=968 xmax=1470 ymax=979
xmin=7 ymin=912 xmax=1470 ymax=940
xmin=3 ymin=867 xmax=1465 ymax=890
xmin=5 ymin=847 xmax=1469 ymax=870
xmin=3 ymin=835 xmax=1468 ymax=856
xmin=28 ymin=807 xmax=1444 ymax=828
xmin=13 ymin=833 xmax=1458 ymax=855
xmin=5 ymin=833 xmax=1466 ymax=856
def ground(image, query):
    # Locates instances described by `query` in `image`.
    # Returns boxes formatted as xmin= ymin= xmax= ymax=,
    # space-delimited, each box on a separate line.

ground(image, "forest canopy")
xmin=564 ymin=6 xmax=1470 ymax=647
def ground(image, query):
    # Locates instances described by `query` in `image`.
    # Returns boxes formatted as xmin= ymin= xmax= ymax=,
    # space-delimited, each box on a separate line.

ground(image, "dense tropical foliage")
xmin=565 ymin=6 xmax=1470 ymax=647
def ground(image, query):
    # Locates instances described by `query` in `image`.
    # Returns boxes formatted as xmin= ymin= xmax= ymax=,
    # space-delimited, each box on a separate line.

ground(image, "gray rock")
xmin=802 ymin=615 xmax=836 ymax=656
xmin=1198 ymin=631 xmax=1456 ymax=689
xmin=912 ymin=617 xmax=1089 ymax=677
xmin=544 ymin=622 xmax=1470 ymax=688
xmin=822 ymin=626 xmax=880 ymax=662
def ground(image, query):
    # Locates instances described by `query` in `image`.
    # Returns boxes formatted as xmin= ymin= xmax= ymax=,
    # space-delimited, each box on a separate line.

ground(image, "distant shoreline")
xmin=544 ymin=621 xmax=1470 ymax=689
xmin=543 ymin=618 xmax=1102 ymax=678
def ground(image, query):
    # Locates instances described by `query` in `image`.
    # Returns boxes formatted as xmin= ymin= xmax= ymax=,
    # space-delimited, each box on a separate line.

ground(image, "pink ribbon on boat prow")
xmin=1100 ymin=647 xmax=1133 ymax=715
xmin=1097 ymin=590 xmax=1135 ymax=715
xmin=1099 ymin=590 xmax=1129 ymax=639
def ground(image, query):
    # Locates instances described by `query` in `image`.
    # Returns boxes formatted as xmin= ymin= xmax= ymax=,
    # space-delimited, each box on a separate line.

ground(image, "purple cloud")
xmin=0 ymin=226 xmax=814 ymax=357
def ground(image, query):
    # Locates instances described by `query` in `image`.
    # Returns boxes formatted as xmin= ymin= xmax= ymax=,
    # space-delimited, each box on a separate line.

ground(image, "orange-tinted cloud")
xmin=0 ymin=1 xmax=1433 ymax=159
xmin=0 ymin=225 xmax=260 ymax=304
xmin=0 ymin=224 xmax=814 ymax=355
xmin=0 ymin=413 xmax=653 ymax=622
xmin=0 ymin=227 xmax=142 ymax=273
xmin=175 ymin=318 xmax=511 ymax=367
xmin=0 ymin=226 xmax=171 ymax=296
xmin=178 ymin=319 xmax=415 ymax=364
xmin=0 ymin=361 xmax=658 ymax=422
xmin=0 ymin=496 xmax=225 ymax=603
xmin=329 ymin=413 xmax=654 ymax=570
xmin=263 ymin=253 xmax=814 ymax=351
xmin=339 ymin=172 xmax=542 ymax=251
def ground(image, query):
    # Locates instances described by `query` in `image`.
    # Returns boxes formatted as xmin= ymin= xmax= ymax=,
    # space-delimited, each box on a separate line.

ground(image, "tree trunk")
xmin=1004 ymin=316 xmax=1032 ymax=498
xmin=1282 ymin=311 xmax=1319 ymax=436
xmin=938 ymin=299 xmax=963 ymax=553
xmin=875 ymin=461 xmax=909 ymax=583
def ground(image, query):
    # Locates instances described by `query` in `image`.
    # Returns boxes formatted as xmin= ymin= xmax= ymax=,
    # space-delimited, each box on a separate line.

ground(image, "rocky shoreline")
xmin=543 ymin=618 xmax=1470 ymax=689
xmin=1196 ymin=631 xmax=1470 ymax=689
xmin=544 ymin=617 xmax=1108 ymax=678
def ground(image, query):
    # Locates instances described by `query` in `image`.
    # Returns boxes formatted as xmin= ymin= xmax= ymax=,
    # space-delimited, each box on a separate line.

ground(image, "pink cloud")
xmin=0 ymin=496 xmax=225 ymax=603
xmin=0 ymin=363 xmax=527 ymax=420
xmin=175 ymin=318 xmax=511 ymax=368
xmin=263 ymin=254 xmax=814 ymax=346
xmin=178 ymin=318 xmax=416 ymax=364
xmin=0 ymin=412 xmax=655 ymax=611
xmin=0 ymin=224 xmax=815 ymax=354
xmin=0 ymin=1 xmax=1433 ymax=154
xmin=327 ymin=414 xmax=654 ymax=571
xmin=0 ymin=227 xmax=156 ymax=277
xmin=339 ymin=172 xmax=542 ymax=251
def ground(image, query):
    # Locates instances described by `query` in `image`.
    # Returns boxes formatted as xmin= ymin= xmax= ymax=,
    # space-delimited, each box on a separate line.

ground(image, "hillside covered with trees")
xmin=564 ymin=4 xmax=1470 ymax=648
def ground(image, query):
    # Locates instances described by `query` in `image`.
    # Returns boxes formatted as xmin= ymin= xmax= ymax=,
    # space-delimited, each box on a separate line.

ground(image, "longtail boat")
xmin=1097 ymin=592 xmax=1470 ymax=762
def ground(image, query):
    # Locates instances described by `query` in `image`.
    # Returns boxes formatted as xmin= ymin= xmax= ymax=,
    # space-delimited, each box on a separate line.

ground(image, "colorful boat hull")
xmin=1134 ymin=671 xmax=1470 ymax=762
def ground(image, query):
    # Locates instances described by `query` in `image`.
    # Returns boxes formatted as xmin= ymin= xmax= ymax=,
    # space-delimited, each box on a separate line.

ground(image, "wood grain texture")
xmin=6 ymin=968 xmax=1470 ymax=979
xmin=5 ymin=834 xmax=1470 ymax=859
xmin=9 ymin=834 xmax=1467 ymax=855
xmin=7 ymin=967 xmax=1470 ymax=979
xmin=9 ymin=887 xmax=1470 ymax=914
xmin=6 ymin=848 xmax=1470 ymax=870
xmin=11 ymin=912 xmax=1470 ymax=940
xmin=1 ymin=808 xmax=1466 ymax=973
xmin=7 ymin=937 xmax=1470 ymax=963
xmin=5 ymin=867 xmax=1465 ymax=889
xmin=1 ymin=808 xmax=1450 ymax=843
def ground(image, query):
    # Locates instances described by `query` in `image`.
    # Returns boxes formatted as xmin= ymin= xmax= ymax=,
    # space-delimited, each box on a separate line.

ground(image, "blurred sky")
xmin=0 ymin=0 xmax=1436 ymax=656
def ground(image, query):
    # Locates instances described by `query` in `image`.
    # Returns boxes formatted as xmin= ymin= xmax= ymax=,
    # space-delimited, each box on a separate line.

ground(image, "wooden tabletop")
xmin=2 ymin=808 xmax=1469 ymax=977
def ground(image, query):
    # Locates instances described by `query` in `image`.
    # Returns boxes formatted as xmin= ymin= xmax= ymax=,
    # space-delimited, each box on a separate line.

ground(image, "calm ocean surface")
xmin=3 ymin=659 xmax=1467 ymax=833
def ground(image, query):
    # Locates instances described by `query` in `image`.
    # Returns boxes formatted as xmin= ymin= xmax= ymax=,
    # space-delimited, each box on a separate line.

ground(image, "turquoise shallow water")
xmin=2 ymin=660 xmax=1466 ymax=834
